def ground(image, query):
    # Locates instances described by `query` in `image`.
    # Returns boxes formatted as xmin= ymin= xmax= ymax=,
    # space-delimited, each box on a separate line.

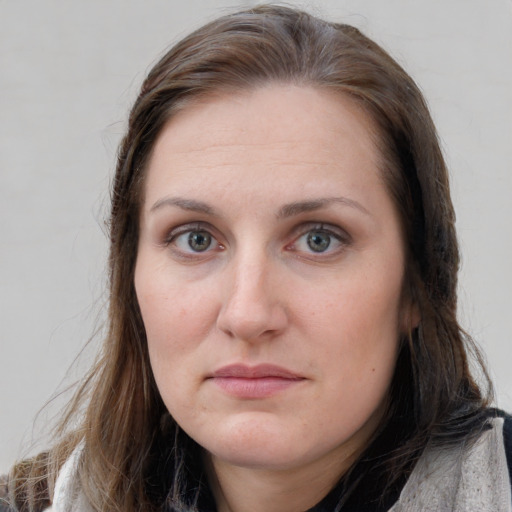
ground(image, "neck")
xmin=206 ymin=449 xmax=357 ymax=512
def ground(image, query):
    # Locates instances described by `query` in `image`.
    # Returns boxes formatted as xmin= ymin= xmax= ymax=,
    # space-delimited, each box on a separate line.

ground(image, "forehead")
xmin=142 ymin=85 xmax=385 ymax=210
xmin=153 ymin=85 xmax=379 ymax=156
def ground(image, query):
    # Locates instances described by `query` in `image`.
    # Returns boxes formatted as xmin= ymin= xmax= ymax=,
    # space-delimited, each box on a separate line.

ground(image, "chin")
xmin=208 ymin=441 xmax=307 ymax=471
xmin=198 ymin=418 xmax=341 ymax=472
xmin=195 ymin=415 xmax=305 ymax=470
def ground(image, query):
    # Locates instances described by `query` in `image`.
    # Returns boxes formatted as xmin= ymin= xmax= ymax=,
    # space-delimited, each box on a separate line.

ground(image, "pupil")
xmin=188 ymin=231 xmax=211 ymax=252
xmin=307 ymin=231 xmax=330 ymax=252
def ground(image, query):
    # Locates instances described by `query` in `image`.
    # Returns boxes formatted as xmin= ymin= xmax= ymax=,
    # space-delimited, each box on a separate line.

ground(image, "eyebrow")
xmin=150 ymin=197 xmax=217 ymax=215
xmin=149 ymin=195 xmax=370 ymax=218
xmin=277 ymin=197 xmax=371 ymax=218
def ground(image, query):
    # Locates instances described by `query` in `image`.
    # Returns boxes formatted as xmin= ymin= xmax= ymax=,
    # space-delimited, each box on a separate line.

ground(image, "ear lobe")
xmin=401 ymin=300 xmax=421 ymax=335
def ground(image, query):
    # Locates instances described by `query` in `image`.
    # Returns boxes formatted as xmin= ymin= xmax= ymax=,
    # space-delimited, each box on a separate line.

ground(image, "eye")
xmin=306 ymin=230 xmax=331 ymax=253
xmin=166 ymin=224 xmax=223 ymax=257
xmin=174 ymin=229 xmax=215 ymax=253
xmin=185 ymin=230 xmax=213 ymax=252
xmin=289 ymin=225 xmax=349 ymax=257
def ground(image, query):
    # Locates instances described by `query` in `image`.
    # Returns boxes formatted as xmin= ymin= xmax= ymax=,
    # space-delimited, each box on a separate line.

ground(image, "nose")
xmin=216 ymin=254 xmax=288 ymax=342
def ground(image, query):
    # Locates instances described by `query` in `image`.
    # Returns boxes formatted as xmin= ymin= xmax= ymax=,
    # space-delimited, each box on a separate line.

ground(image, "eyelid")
xmin=164 ymin=221 xmax=215 ymax=244
xmin=290 ymin=222 xmax=351 ymax=242
xmin=286 ymin=222 xmax=352 ymax=256
xmin=163 ymin=221 xmax=225 ymax=260
xmin=161 ymin=221 xmax=351 ymax=260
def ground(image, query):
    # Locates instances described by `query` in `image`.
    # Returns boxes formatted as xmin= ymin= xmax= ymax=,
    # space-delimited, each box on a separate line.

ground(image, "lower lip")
xmin=210 ymin=377 xmax=304 ymax=399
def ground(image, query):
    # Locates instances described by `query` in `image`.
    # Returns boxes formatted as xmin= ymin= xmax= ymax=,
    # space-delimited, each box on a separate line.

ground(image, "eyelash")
xmin=286 ymin=223 xmax=351 ymax=258
xmin=164 ymin=222 xmax=351 ymax=260
xmin=164 ymin=223 xmax=224 ymax=259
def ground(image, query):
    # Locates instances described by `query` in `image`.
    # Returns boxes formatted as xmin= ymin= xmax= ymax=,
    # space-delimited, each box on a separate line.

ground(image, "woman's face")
xmin=135 ymin=86 xmax=409 ymax=476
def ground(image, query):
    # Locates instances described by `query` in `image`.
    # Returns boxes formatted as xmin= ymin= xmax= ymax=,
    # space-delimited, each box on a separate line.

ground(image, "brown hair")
xmin=8 ymin=5 xmax=491 ymax=511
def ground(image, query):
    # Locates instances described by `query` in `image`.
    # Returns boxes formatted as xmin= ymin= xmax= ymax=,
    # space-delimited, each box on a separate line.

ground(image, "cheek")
xmin=134 ymin=255 xmax=220 ymax=403
xmin=305 ymin=275 xmax=402 ymax=342
xmin=301 ymin=267 xmax=403 ymax=386
xmin=135 ymin=253 xmax=216 ymax=346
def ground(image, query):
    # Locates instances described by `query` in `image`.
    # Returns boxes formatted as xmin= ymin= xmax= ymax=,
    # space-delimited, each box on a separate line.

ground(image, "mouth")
xmin=207 ymin=364 xmax=306 ymax=399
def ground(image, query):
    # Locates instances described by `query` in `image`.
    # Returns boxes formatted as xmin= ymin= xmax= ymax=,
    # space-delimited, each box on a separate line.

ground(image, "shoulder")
xmin=391 ymin=411 xmax=512 ymax=511
xmin=0 ymin=451 xmax=55 ymax=512
xmin=0 ymin=474 xmax=14 ymax=512
xmin=503 ymin=412 xmax=512 ymax=477
xmin=0 ymin=473 xmax=53 ymax=512
xmin=0 ymin=447 xmax=82 ymax=512
xmin=490 ymin=408 xmax=512 ymax=487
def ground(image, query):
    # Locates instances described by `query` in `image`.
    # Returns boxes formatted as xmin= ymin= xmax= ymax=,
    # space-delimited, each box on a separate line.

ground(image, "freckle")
xmin=371 ymin=368 xmax=375 ymax=372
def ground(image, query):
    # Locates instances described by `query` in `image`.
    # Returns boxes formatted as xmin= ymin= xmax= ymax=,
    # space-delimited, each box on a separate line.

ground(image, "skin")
xmin=135 ymin=85 xmax=412 ymax=512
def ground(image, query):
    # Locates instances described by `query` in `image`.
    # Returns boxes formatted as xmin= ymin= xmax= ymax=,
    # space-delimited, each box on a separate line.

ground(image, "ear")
xmin=401 ymin=299 xmax=421 ymax=335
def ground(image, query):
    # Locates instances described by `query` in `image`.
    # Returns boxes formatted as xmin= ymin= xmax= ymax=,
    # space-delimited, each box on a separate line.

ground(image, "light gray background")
xmin=1 ymin=0 xmax=511 ymax=473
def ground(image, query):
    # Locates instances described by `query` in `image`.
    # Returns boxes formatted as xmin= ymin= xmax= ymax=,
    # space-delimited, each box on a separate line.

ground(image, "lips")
xmin=211 ymin=363 xmax=302 ymax=379
xmin=208 ymin=364 xmax=305 ymax=399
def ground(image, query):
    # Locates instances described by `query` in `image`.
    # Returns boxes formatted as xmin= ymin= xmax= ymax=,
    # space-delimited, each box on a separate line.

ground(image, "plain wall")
xmin=1 ymin=0 xmax=511 ymax=473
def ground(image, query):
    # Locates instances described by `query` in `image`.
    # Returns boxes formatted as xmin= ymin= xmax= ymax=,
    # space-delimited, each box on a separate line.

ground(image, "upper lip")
xmin=210 ymin=364 xmax=303 ymax=380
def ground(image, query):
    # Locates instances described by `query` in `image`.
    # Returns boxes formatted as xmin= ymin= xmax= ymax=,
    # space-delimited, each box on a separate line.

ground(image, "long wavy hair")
xmin=8 ymin=5 xmax=491 ymax=511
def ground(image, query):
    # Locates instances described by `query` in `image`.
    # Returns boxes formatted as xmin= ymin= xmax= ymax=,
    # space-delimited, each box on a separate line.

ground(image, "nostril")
xmin=216 ymin=292 xmax=287 ymax=341
xmin=216 ymin=260 xmax=288 ymax=341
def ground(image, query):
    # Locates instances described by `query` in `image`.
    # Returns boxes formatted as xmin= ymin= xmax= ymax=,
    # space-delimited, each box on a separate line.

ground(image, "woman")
xmin=2 ymin=4 xmax=511 ymax=512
